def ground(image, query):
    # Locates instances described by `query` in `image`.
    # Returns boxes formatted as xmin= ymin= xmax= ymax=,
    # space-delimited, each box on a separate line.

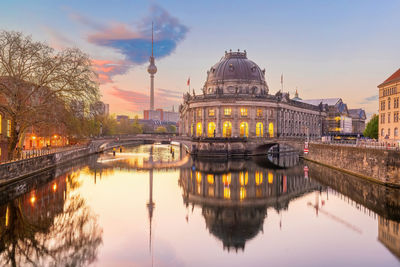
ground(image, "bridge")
xmin=90 ymin=134 xmax=306 ymax=158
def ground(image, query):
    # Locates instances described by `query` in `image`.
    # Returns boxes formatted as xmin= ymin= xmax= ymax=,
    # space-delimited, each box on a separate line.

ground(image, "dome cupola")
xmin=203 ymin=50 xmax=268 ymax=95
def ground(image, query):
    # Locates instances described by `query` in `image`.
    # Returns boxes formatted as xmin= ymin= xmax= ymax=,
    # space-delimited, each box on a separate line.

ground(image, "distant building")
xmin=90 ymin=101 xmax=109 ymax=117
xmin=143 ymin=108 xmax=179 ymax=123
xmin=70 ymin=100 xmax=85 ymax=118
xmin=298 ymin=97 xmax=365 ymax=136
xmin=378 ymin=68 xmax=400 ymax=142
xmin=116 ymin=115 xmax=129 ymax=122
xmin=348 ymin=109 xmax=366 ymax=135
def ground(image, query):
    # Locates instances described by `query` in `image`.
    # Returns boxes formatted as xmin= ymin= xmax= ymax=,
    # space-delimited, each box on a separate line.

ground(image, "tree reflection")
xmin=0 ymin=173 xmax=102 ymax=266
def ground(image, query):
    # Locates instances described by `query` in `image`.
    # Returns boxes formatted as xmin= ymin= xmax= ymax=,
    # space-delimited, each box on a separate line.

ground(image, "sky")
xmin=1 ymin=0 xmax=399 ymax=118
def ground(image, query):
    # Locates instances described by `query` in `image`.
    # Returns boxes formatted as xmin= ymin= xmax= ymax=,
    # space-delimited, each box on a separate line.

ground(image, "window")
xmin=388 ymin=98 xmax=391 ymax=109
xmin=196 ymin=122 xmax=202 ymax=137
xmin=381 ymin=114 xmax=385 ymax=124
xmin=268 ymin=122 xmax=274 ymax=137
xmin=395 ymin=112 xmax=399 ymax=123
xmin=256 ymin=122 xmax=263 ymax=137
xmin=381 ymin=101 xmax=385 ymax=111
xmin=197 ymin=109 xmax=202 ymax=118
xmin=240 ymin=108 xmax=248 ymax=116
xmin=240 ymin=122 xmax=249 ymax=137
xmin=207 ymin=122 xmax=216 ymax=137
xmin=7 ymin=120 xmax=11 ymax=137
xmin=257 ymin=108 xmax=263 ymax=117
xmin=208 ymin=109 xmax=215 ymax=117
xmin=388 ymin=113 xmax=391 ymax=123
xmin=223 ymin=121 xmax=232 ymax=137
xmin=395 ymin=128 xmax=399 ymax=137
xmin=224 ymin=108 xmax=231 ymax=116
xmin=381 ymin=128 xmax=385 ymax=137
xmin=388 ymin=128 xmax=391 ymax=136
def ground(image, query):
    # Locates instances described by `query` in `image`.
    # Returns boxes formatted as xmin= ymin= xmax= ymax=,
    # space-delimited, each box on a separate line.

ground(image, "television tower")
xmin=147 ymin=22 xmax=157 ymax=111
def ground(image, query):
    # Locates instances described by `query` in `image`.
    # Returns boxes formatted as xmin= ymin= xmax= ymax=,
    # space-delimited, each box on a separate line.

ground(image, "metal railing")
xmin=0 ymin=144 xmax=87 ymax=165
xmin=311 ymin=139 xmax=400 ymax=151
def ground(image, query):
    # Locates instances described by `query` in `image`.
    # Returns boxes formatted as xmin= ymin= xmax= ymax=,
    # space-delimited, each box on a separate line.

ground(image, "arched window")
xmin=196 ymin=122 xmax=202 ymax=137
xmin=395 ymin=128 xmax=398 ymax=137
xmin=240 ymin=122 xmax=249 ymax=137
xmin=207 ymin=122 xmax=216 ymax=137
xmin=268 ymin=122 xmax=274 ymax=137
xmin=381 ymin=128 xmax=385 ymax=137
xmin=256 ymin=122 xmax=264 ymax=137
xmin=223 ymin=121 xmax=232 ymax=137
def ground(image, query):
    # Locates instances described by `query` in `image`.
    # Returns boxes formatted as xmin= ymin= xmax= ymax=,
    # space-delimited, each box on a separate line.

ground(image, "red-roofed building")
xmin=378 ymin=68 xmax=400 ymax=142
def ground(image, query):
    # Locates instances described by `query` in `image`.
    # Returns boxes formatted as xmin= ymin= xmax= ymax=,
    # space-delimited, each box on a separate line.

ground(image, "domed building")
xmin=179 ymin=50 xmax=325 ymax=139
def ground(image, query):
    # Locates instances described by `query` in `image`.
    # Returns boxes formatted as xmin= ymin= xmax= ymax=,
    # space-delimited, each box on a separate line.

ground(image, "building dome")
xmin=203 ymin=50 xmax=268 ymax=95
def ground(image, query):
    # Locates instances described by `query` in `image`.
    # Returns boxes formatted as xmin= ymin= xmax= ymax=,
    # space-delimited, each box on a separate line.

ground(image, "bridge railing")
xmin=310 ymin=139 xmax=400 ymax=151
xmin=0 ymin=144 xmax=88 ymax=165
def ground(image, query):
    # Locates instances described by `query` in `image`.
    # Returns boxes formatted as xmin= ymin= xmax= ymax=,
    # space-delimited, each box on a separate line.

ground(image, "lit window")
xmin=208 ymin=109 xmax=215 ymax=117
xmin=196 ymin=122 xmax=202 ymax=137
xmin=240 ymin=108 xmax=248 ymax=116
xmin=222 ymin=173 xmax=231 ymax=186
xmin=255 ymin=171 xmax=263 ymax=185
xmin=7 ymin=120 xmax=11 ymax=137
xmin=197 ymin=109 xmax=202 ymax=117
xmin=208 ymin=122 xmax=216 ymax=137
xmin=240 ymin=187 xmax=246 ymax=200
xmin=256 ymin=122 xmax=263 ymax=137
xmin=268 ymin=172 xmax=274 ymax=184
xmin=196 ymin=171 xmax=202 ymax=183
xmin=224 ymin=108 xmax=231 ymax=116
xmin=239 ymin=172 xmax=248 ymax=186
xmin=224 ymin=187 xmax=231 ymax=199
xmin=257 ymin=108 xmax=263 ymax=117
xmin=207 ymin=174 xmax=214 ymax=184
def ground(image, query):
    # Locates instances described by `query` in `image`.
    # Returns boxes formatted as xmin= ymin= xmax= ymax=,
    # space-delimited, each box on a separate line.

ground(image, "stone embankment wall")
xmin=0 ymin=147 xmax=93 ymax=186
xmin=304 ymin=143 xmax=400 ymax=187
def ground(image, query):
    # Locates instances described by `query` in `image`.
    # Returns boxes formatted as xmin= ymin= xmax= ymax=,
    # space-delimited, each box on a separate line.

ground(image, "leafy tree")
xmin=131 ymin=115 xmax=143 ymax=134
xmin=0 ymin=31 xmax=99 ymax=159
xmin=155 ymin=126 xmax=167 ymax=133
xmin=363 ymin=114 xmax=378 ymax=139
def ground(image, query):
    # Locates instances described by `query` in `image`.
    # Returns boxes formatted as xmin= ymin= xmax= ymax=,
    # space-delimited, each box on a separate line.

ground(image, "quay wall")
xmin=304 ymin=143 xmax=400 ymax=187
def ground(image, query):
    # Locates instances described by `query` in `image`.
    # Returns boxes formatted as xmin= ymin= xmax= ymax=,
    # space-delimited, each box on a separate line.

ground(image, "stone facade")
xmin=179 ymin=51 xmax=326 ymax=139
xmin=378 ymin=68 xmax=400 ymax=142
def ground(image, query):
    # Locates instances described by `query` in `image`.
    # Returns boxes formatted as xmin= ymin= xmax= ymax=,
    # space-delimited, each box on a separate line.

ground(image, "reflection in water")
xmin=0 ymin=144 xmax=400 ymax=266
xmin=0 ymin=161 xmax=102 ymax=266
xmin=379 ymin=217 xmax=400 ymax=260
xmin=179 ymin=159 xmax=322 ymax=251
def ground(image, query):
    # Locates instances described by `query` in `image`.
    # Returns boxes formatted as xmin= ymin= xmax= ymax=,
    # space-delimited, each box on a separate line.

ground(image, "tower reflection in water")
xmin=179 ymin=157 xmax=322 ymax=252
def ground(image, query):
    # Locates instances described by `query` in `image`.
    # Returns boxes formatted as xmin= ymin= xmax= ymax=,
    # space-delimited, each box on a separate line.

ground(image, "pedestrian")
xmin=113 ymin=147 xmax=116 ymax=156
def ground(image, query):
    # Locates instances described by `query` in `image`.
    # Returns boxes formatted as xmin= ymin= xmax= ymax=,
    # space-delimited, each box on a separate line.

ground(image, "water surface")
xmin=0 ymin=144 xmax=399 ymax=267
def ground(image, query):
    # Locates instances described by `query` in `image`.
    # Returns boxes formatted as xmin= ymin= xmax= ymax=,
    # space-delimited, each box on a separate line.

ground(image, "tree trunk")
xmin=7 ymin=120 xmax=19 ymax=161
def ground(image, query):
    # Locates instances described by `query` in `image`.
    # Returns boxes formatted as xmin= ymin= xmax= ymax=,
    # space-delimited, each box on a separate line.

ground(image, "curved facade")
xmin=179 ymin=51 xmax=326 ymax=139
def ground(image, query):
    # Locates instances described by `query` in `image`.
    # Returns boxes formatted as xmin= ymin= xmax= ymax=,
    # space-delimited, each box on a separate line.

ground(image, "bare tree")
xmin=0 ymin=31 xmax=100 ymax=159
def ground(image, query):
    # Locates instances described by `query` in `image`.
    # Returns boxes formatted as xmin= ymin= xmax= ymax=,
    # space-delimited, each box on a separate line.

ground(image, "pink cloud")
xmin=109 ymin=86 xmax=182 ymax=113
xmin=92 ymin=59 xmax=130 ymax=84
xmin=88 ymin=23 xmax=141 ymax=44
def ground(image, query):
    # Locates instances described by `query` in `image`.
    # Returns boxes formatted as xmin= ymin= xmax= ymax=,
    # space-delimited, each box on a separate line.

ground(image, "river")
xmin=0 ymin=144 xmax=399 ymax=267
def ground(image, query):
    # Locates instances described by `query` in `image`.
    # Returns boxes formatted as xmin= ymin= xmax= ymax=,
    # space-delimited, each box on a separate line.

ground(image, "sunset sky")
xmin=1 ymin=0 xmax=399 ymax=118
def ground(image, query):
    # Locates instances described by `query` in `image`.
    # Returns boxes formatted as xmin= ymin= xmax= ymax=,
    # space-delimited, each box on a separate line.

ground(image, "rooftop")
xmin=378 ymin=68 xmax=400 ymax=87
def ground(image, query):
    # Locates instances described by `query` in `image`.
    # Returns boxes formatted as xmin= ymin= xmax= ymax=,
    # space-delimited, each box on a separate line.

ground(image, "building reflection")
xmin=0 ymin=167 xmax=102 ymax=266
xmin=179 ymin=159 xmax=322 ymax=251
xmin=378 ymin=217 xmax=400 ymax=260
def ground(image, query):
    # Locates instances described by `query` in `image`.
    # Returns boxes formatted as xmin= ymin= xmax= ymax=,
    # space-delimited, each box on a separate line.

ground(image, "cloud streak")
xmin=110 ymin=86 xmax=181 ymax=112
xmin=360 ymin=94 xmax=378 ymax=104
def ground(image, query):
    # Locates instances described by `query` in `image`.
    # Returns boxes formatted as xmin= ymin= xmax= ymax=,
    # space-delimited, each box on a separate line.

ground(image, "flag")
xmin=187 ymin=77 xmax=190 ymax=86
